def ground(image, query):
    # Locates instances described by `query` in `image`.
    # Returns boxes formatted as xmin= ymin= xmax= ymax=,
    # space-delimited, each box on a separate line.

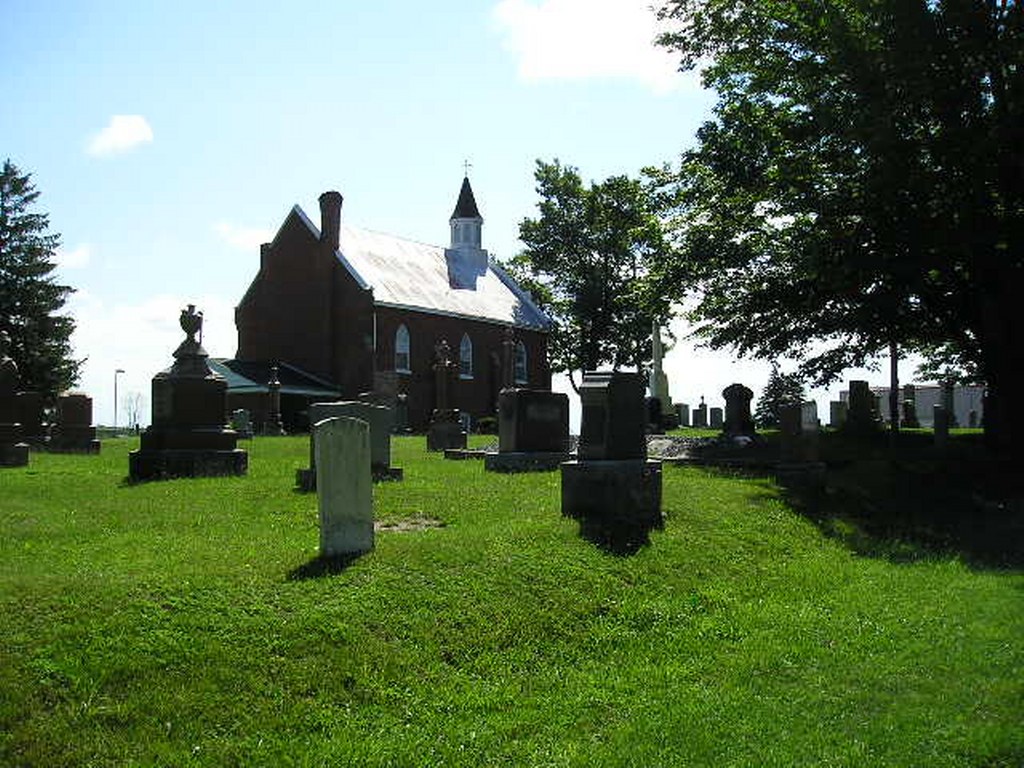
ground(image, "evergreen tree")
xmin=754 ymin=364 xmax=805 ymax=429
xmin=0 ymin=160 xmax=80 ymax=398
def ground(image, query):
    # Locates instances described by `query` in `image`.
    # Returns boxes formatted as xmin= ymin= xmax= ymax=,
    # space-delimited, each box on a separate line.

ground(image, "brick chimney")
xmin=318 ymin=191 xmax=343 ymax=253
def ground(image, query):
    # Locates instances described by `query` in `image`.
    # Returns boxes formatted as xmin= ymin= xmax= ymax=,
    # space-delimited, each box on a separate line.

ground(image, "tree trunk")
xmin=889 ymin=340 xmax=900 ymax=436
xmin=568 ymin=369 xmax=581 ymax=395
xmin=980 ymin=283 xmax=1024 ymax=457
xmin=981 ymin=359 xmax=1024 ymax=457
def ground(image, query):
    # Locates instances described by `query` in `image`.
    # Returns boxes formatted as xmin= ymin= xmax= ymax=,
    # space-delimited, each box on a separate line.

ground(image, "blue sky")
xmin=2 ymin=0 xmax=914 ymax=427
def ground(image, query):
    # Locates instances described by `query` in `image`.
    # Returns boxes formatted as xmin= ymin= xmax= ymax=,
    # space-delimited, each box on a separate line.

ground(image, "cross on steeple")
xmin=463 ymin=159 xmax=472 ymax=177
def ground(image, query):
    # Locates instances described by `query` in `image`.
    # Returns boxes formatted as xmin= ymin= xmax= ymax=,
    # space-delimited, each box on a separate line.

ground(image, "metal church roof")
xmin=291 ymin=204 xmax=551 ymax=330
xmin=339 ymin=226 xmax=549 ymax=329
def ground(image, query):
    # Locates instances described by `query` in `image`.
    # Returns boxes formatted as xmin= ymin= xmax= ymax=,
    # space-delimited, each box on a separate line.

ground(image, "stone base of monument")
xmin=774 ymin=461 xmax=827 ymax=491
xmin=260 ymin=420 xmax=286 ymax=436
xmin=442 ymin=447 xmax=490 ymax=460
xmin=296 ymin=467 xmax=316 ymax=492
xmin=0 ymin=441 xmax=29 ymax=467
xmin=485 ymin=451 xmax=569 ymax=473
xmin=48 ymin=426 xmax=101 ymax=454
xmin=129 ymin=448 xmax=248 ymax=481
xmin=48 ymin=438 xmax=101 ymax=454
xmin=373 ymin=465 xmax=404 ymax=482
xmin=427 ymin=420 xmax=466 ymax=451
xmin=296 ymin=463 xmax=403 ymax=492
xmin=0 ymin=422 xmax=29 ymax=466
xmin=561 ymin=459 xmax=663 ymax=552
xmin=129 ymin=426 xmax=247 ymax=480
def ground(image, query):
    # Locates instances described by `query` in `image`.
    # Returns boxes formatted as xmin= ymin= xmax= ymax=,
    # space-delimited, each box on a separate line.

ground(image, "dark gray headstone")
xmin=709 ymin=407 xmax=723 ymax=429
xmin=578 ymin=371 xmax=646 ymax=460
xmin=933 ymin=403 xmax=949 ymax=448
xmin=693 ymin=403 xmax=708 ymax=428
xmin=843 ymin=380 xmax=880 ymax=436
xmin=498 ymin=389 xmax=569 ymax=454
xmin=830 ymin=400 xmax=848 ymax=428
xmin=50 ymin=393 xmax=100 ymax=453
xmin=722 ymin=383 xmax=755 ymax=436
xmin=676 ymin=403 xmax=690 ymax=428
xmin=780 ymin=401 xmax=819 ymax=463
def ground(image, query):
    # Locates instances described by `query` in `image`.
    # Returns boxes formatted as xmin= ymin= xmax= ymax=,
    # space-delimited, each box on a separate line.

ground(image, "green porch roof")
xmin=210 ymin=359 xmax=342 ymax=399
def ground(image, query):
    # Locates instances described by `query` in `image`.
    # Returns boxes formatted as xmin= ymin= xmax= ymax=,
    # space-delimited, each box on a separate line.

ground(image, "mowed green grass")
xmin=1 ymin=436 xmax=1021 ymax=767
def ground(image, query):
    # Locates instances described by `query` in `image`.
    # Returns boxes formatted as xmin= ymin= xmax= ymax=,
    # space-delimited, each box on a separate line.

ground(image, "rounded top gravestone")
xmin=722 ymin=382 xmax=755 ymax=436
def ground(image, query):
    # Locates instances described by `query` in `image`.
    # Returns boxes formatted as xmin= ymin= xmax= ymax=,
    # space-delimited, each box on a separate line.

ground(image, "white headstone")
xmin=315 ymin=416 xmax=373 ymax=557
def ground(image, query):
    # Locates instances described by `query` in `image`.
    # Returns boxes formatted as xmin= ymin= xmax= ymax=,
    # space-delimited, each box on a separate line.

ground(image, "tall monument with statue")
xmin=129 ymin=305 xmax=247 ymax=480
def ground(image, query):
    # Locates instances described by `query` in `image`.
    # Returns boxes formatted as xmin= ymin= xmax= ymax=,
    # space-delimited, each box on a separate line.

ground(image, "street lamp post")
xmin=114 ymin=369 xmax=125 ymax=433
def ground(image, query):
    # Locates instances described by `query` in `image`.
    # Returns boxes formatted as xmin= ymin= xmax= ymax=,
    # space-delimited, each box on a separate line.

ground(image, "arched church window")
xmin=459 ymin=333 xmax=473 ymax=379
xmin=395 ymin=324 xmax=410 ymax=373
xmin=514 ymin=341 xmax=528 ymax=384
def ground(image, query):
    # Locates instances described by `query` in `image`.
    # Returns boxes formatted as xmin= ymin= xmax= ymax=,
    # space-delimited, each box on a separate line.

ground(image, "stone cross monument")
xmin=427 ymin=338 xmax=466 ymax=451
xmin=501 ymin=326 xmax=515 ymax=390
xmin=648 ymin=319 xmax=671 ymax=414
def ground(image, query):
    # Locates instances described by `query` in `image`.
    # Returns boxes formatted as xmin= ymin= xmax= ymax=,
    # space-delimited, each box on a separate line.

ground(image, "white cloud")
xmin=87 ymin=115 xmax=154 ymax=156
xmin=492 ymin=0 xmax=686 ymax=93
xmin=55 ymin=243 xmax=92 ymax=269
xmin=214 ymin=222 xmax=274 ymax=252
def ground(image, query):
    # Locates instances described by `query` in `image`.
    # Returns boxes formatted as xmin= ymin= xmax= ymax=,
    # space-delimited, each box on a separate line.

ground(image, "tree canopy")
xmin=509 ymin=159 xmax=673 ymax=391
xmin=0 ymin=159 xmax=80 ymax=398
xmin=655 ymin=0 xmax=1023 ymax=450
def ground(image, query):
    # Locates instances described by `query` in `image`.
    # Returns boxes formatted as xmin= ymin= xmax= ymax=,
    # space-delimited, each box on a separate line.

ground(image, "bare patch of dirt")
xmin=374 ymin=516 xmax=445 ymax=533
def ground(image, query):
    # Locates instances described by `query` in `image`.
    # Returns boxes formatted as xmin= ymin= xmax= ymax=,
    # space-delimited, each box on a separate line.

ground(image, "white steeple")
xmin=449 ymin=175 xmax=483 ymax=250
xmin=445 ymin=176 xmax=488 ymax=288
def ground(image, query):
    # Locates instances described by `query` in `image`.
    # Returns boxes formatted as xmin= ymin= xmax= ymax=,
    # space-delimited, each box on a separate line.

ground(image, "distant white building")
xmin=840 ymin=384 xmax=984 ymax=428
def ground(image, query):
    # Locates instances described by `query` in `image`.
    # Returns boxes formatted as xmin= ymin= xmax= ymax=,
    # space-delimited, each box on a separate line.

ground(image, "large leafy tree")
xmin=0 ymin=160 xmax=80 ymax=398
xmin=655 ymin=0 xmax=1023 ymax=452
xmin=509 ymin=159 xmax=672 ymax=392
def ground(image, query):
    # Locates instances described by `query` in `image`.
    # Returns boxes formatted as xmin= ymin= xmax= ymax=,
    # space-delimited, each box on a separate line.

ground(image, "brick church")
xmin=219 ymin=177 xmax=552 ymax=431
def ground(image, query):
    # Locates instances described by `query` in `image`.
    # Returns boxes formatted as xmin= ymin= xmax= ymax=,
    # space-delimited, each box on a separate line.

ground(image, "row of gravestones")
xmin=666 ymin=393 xmax=749 ymax=431
xmin=831 ymin=379 xmax=961 ymax=438
xmin=1 ymin=331 xmax=101 ymax=467
xmin=666 ymin=400 xmax=722 ymax=430
xmin=653 ymin=384 xmax=757 ymax=434
xmin=316 ymin=371 xmax=663 ymax=558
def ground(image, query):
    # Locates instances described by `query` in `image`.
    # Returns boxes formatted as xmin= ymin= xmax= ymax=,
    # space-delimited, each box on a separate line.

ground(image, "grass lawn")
xmin=1 ymin=435 xmax=1022 ymax=767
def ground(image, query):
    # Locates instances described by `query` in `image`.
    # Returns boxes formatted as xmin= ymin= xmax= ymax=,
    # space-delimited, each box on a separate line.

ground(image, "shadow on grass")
xmin=776 ymin=455 xmax=1024 ymax=570
xmin=575 ymin=517 xmax=662 ymax=556
xmin=288 ymin=552 xmax=366 ymax=580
